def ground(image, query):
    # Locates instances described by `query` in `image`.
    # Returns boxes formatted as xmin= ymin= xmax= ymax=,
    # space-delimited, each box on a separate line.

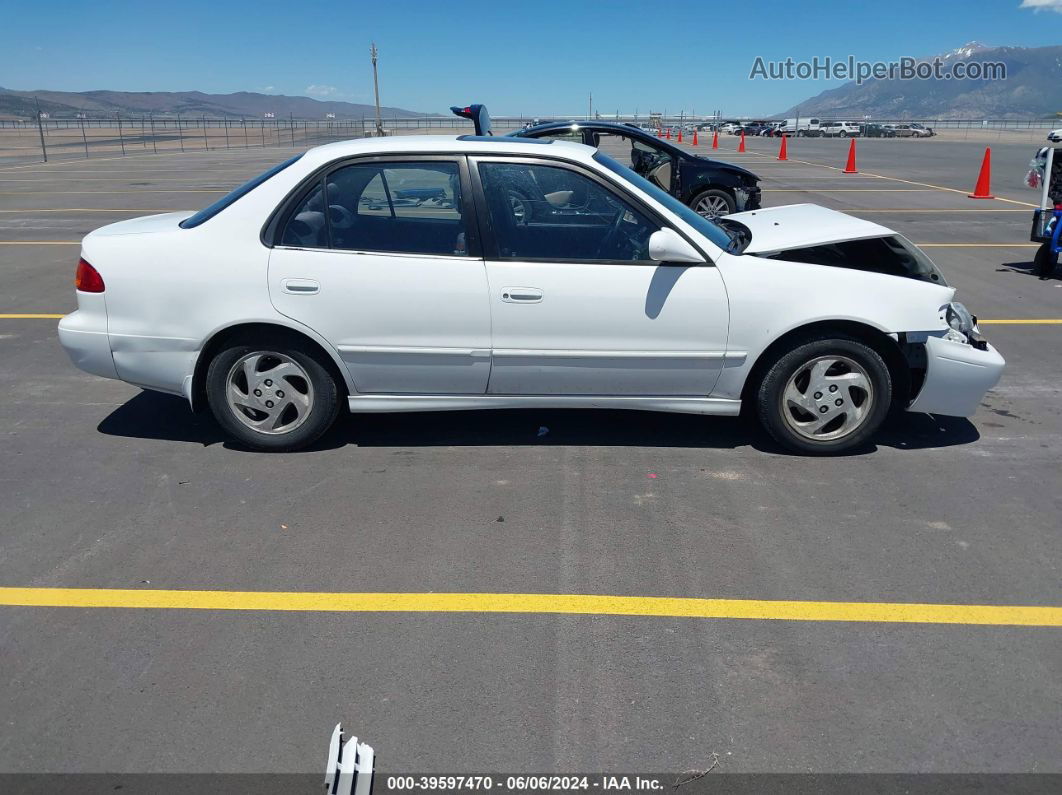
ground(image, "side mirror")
xmin=648 ymin=228 xmax=707 ymax=264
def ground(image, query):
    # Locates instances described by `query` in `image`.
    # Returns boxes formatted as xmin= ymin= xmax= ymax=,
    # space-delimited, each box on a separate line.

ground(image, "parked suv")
xmin=821 ymin=122 xmax=861 ymax=138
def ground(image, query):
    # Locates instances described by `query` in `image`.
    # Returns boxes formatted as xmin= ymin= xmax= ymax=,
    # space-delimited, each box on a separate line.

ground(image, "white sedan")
xmin=59 ymin=135 xmax=1004 ymax=454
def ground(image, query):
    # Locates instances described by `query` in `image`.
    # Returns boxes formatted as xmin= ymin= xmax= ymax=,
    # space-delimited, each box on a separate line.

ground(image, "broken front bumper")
xmin=735 ymin=186 xmax=761 ymax=211
xmin=907 ymin=335 xmax=1005 ymax=418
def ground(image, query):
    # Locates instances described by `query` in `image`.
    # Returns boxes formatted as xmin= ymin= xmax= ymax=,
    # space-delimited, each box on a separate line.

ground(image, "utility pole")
xmin=588 ymin=90 xmax=592 ymax=121
xmin=34 ymin=97 xmax=47 ymax=162
xmin=370 ymin=42 xmax=384 ymax=137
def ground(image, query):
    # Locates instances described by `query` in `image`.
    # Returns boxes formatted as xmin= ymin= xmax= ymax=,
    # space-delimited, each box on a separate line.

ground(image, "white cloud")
xmin=305 ymin=84 xmax=339 ymax=97
xmin=1020 ymin=0 xmax=1062 ymax=12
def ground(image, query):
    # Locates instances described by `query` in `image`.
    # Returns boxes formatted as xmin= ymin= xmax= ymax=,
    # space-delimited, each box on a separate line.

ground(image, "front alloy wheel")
xmin=780 ymin=355 xmax=872 ymax=442
xmin=692 ymin=189 xmax=735 ymax=219
xmin=756 ymin=337 xmax=891 ymax=455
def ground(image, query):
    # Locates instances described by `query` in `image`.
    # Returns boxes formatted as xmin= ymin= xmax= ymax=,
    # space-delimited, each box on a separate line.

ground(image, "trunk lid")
xmin=85 ymin=211 xmax=195 ymax=238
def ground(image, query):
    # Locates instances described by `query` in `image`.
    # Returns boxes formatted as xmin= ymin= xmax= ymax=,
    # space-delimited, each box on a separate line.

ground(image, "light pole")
xmin=370 ymin=42 xmax=384 ymax=137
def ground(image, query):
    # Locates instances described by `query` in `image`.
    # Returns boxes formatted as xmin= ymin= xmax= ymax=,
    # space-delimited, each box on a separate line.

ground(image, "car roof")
xmin=299 ymin=134 xmax=596 ymax=169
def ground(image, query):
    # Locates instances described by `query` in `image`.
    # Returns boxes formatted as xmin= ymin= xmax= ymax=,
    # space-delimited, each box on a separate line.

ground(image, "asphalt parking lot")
xmin=0 ymin=131 xmax=1060 ymax=778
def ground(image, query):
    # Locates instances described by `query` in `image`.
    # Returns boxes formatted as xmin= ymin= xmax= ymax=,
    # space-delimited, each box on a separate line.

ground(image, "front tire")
xmin=206 ymin=336 xmax=340 ymax=451
xmin=755 ymin=337 xmax=891 ymax=455
xmin=690 ymin=188 xmax=736 ymax=219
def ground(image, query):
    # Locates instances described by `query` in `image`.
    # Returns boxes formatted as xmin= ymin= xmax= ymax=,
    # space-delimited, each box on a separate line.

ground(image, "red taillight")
xmin=75 ymin=258 xmax=105 ymax=293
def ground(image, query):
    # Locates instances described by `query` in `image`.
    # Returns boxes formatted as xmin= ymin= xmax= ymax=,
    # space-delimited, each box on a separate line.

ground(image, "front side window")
xmin=592 ymin=151 xmax=730 ymax=252
xmin=477 ymin=161 xmax=657 ymax=262
xmin=281 ymin=160 xmax=467 ymax=256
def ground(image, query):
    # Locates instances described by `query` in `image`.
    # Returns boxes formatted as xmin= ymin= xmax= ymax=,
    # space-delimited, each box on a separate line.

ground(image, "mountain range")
xmin=0 ymin=87 xmax=428 ymax=120
xmin=775 ymin=42 xmax=1062 ymax=120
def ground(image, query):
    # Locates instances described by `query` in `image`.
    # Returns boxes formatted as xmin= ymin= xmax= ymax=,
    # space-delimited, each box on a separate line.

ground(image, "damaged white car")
xmin=58 ymin=136 xmax=1004 ymax=454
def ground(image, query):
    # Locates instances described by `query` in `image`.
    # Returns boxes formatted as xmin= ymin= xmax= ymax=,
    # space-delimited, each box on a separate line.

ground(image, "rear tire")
xmin=206 ymin=334 xmax=340 ymax=452
xmin=1034 ymin=242 xmax=1058 ymax=278
xmin=755 ymin=336 xmax=891 ymax=455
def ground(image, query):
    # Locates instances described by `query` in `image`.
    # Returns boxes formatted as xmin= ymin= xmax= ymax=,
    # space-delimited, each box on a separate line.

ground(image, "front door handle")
xmin=501 ymin=287 xmax=543 ymax=303
xmin=281 ymin=278 xmax=320 ymax=295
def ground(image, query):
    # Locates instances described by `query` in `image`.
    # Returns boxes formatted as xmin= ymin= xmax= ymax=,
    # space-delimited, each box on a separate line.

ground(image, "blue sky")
xmin=3 ymin=0 xmax=1060 ymax=116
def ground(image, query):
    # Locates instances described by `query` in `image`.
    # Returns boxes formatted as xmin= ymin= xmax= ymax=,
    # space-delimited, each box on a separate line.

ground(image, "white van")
xmin=779 ymin=117 xmax=822 ymax=137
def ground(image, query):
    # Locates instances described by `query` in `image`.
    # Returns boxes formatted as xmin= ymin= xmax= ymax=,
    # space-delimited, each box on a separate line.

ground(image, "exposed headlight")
xmin=944 ymin=302 xmax=975 ymax=333
xmin=941 ymin=302 xmax=980 ymax=345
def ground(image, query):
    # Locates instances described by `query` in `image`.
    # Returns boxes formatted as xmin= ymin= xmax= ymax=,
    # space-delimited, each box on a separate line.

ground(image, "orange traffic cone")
xmin=843 ymin=138 xmax=858 ymax=173
xmin=712 ymin=130 xmax=718 ymax=149
xmin=692 ymin=130 xmax=698 ymax=146
xmin=677 ymin=129 xmax=683 ymax=143
xmin=665 ymin=127 xmax=671 ymax=140
xmin=777 ymin=134 xmax=788 ymax=161
xmin=968 ymin=147 xmax=994 ymax=199
xmin=738 ymin=131 xmax=746 ymax=152
xmin=656 ymin=128 xmax=661 ymax=138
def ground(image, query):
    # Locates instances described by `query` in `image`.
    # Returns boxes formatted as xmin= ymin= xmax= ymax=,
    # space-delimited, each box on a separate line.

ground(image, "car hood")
xmin=691 ymin=157 xmax=758 ymax=182
xmin=726 ymin=204 xmax=893 ymax=254
xmin=86 ymin=211 xmax=195 ymax=238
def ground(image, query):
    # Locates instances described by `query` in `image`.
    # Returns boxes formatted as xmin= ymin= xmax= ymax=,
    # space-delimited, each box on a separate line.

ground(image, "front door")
xmin=471 ymin=156 xmax=729 ymax=396
xmin=269 ymin=156 xmax=491 ymax=394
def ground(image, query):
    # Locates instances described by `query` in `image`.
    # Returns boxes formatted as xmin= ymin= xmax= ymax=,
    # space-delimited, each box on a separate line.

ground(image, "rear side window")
xmin=180 ymin=155 xmax=302 ymax=229
xmin=281 ymin=161 xmax=467 ymax=256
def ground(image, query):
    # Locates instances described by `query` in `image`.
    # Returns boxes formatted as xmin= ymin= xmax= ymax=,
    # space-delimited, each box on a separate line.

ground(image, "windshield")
xmin=593 ymin=151 xmax=732 ymax=251
xmin=179 ymin=154 xmax=302 ymax=229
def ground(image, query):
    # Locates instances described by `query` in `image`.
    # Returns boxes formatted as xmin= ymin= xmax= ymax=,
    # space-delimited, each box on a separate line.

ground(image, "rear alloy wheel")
xmin=691 ymin=189 xmax=735 ymax=219
xmin=206 ymin=339 xmax=340 ymax=451
xmin=755 ymin=337 xmax=891 ymax=455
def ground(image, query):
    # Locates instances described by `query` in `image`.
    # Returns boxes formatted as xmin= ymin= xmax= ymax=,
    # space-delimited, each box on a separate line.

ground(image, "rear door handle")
xmin=501 ymin=287 xmax=543 ymax=303
xmin=281 ymin=278 xmax=320 ymax=295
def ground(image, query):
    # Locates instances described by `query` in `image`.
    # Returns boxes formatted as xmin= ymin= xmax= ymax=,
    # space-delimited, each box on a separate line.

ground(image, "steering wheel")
xmin=328 ymin=204 xmax=355 ymax=230
xmin=594 ymin=205 xmax=630 ymax=260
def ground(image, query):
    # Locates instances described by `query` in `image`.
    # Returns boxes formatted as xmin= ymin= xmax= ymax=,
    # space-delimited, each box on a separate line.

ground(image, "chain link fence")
xmin=2 ymin=111 xmax=1059 ymax=165
xmin=0 ymin=115 xmax=380 ymax=165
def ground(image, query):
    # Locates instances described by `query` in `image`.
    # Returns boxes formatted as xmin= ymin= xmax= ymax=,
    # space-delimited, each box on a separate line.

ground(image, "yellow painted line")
xmin=0 ymin=178 xmax=242 ymax=183
xmin=917 ymin=243 xmax=1038 ymax=248
xmin=849 ymin=208 xmax=1028 ymax=213
xmin=0 ymin=190 xmax=225 ymax=194
xmin=0 ymin=208 xmax=180 ymax=214
xmin=979 ymin=319 xmax=1062 ymax=325
xmin=0 ymin=313 xmax=64 ymax=319
xmin=0 ymin=148 xmax=285 ymax=173
xmin=0 ymin=241 xmax=80 ymax=245
xmin=1 ymin=587 xmax=1060 ymax=626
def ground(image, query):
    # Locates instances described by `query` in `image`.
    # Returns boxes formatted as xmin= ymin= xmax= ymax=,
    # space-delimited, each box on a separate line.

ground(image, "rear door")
xmin=471 ymin=155 xmax=729 ymax=396
xmin=268 ymin=155 xmax=492 ymax=394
